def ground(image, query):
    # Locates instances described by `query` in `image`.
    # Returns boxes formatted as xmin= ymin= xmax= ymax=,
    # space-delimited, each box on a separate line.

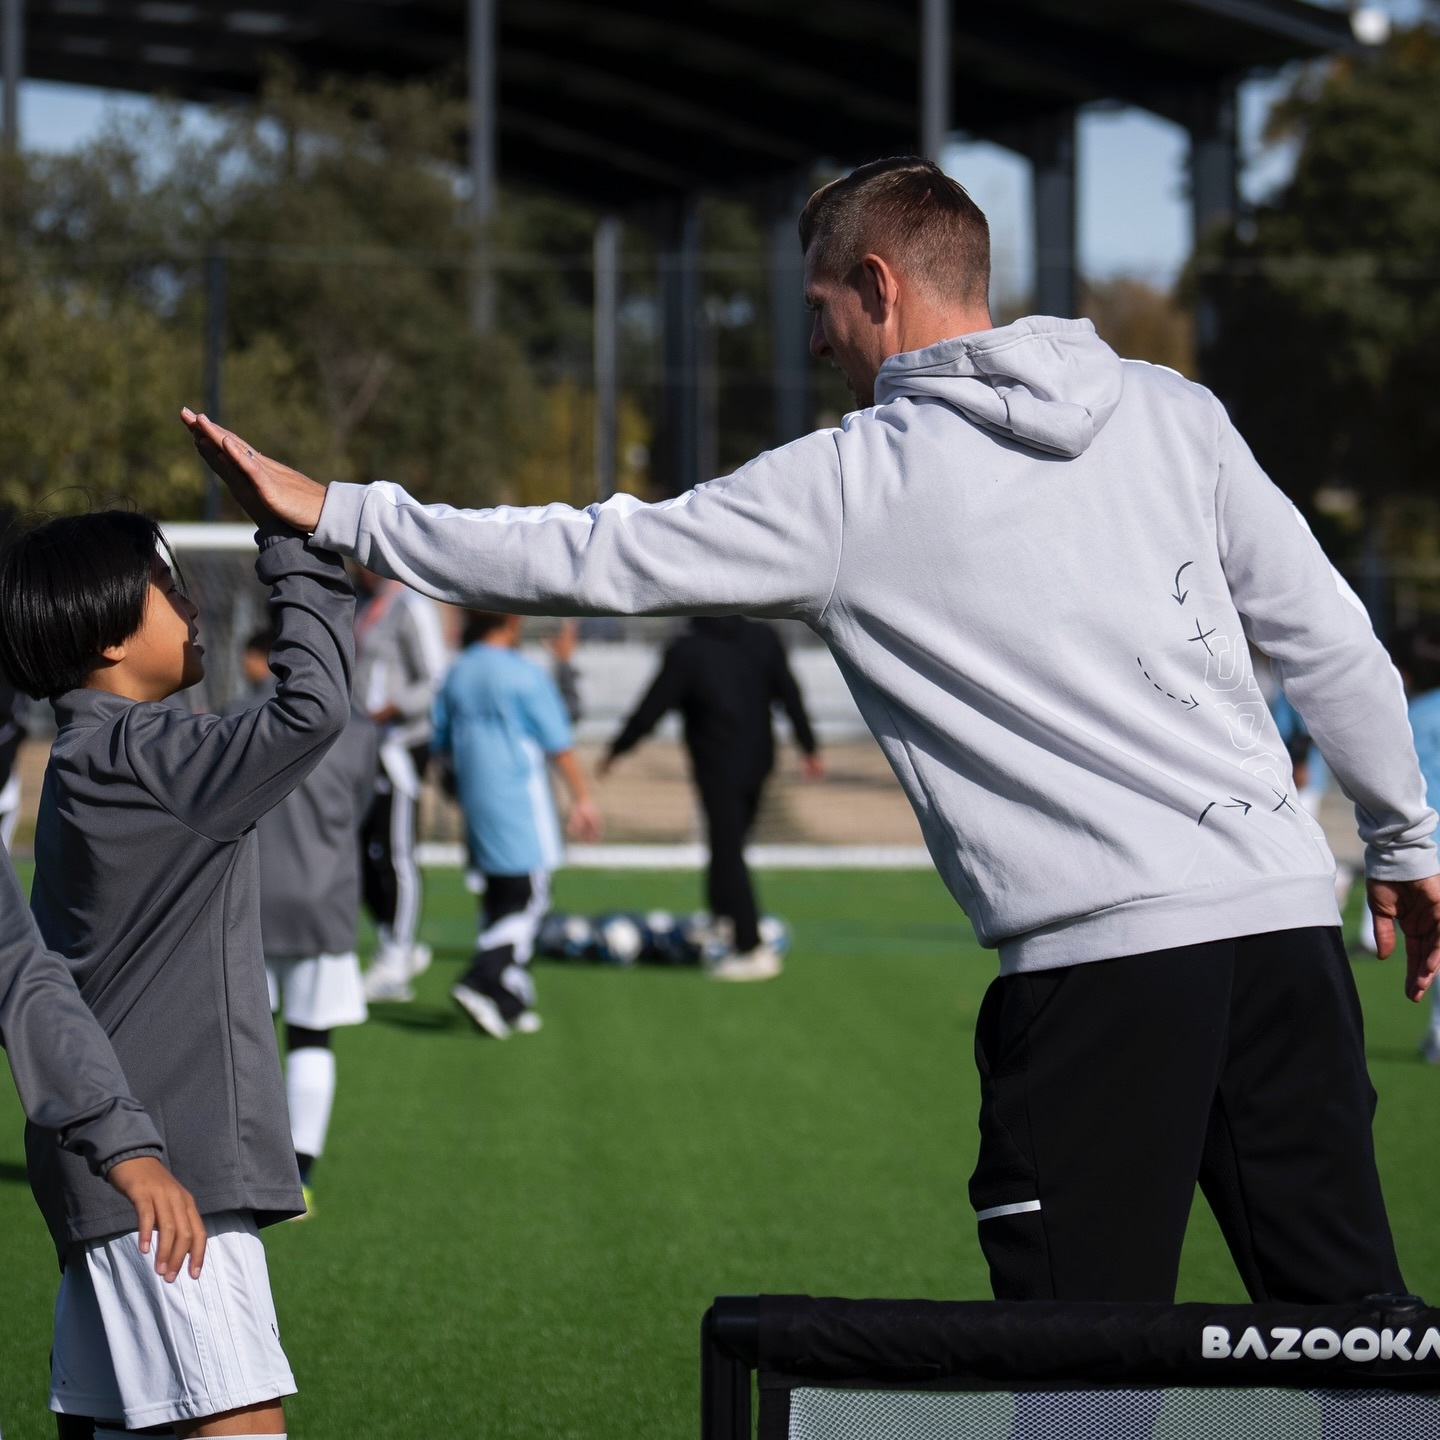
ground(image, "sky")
xmin=14 ymin=0 xmax=1427 ymax=299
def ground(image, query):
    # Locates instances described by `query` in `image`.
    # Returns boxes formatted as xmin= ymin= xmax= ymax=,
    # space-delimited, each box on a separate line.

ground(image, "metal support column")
xmin=468 ymin=0 xmax=497 ymax=333
xmin=203 ymin=250 xmax=226 ymax=521
xmin=1028 ymin=110 xmax=1077 ymax=319
xmin=919 ymin=0 xmax=951 ymax=162
xmin=768 ymin=178 xmax=811 ymax=447
xmin=656 ymin=197 xmax=702 ymax=496
xmin=1187 ymin=79 xmax=1237 ymax=361
xmin=2 ymin=0 xmax=22 ymax=153
xmin=592 ymin=214 xmax=621 ymax=503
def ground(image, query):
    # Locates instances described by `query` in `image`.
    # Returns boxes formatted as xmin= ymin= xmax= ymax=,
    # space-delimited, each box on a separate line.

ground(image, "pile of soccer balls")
xmin=535 ymin=910 xmax=791 ymax=967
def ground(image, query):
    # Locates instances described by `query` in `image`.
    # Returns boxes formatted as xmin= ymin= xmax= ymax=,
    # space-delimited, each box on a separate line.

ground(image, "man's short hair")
xmin=799 ymin=155 xmax=991 ymax=307
xmin=462 ymin=610 xmax=512 ymax=647
xmin=245 ymin=626 xmax=277 ymax=655
xmin=0 ymin=511 xmax=170 ymax=699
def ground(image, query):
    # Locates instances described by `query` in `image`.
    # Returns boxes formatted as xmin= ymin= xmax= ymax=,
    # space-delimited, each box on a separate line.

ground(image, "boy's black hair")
xmin=0 ymin=511 xmax=176 ymax=699
xmin=462 ymin=610 xmax=512 ymax=647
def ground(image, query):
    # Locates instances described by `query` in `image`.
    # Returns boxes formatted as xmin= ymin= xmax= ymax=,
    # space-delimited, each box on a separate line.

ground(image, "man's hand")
xmin=179 ymin=410 xmax=327 ymax=534
xmin=106 ymin=1156 xmax=207 ymax=1282
xmin=1368 ymin=874 xmax=1440 ymax=1001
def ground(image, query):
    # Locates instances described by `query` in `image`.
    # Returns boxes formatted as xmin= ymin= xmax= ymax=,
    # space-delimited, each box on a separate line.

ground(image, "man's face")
xmin=804 ymin=251 xmax=887 ymax=408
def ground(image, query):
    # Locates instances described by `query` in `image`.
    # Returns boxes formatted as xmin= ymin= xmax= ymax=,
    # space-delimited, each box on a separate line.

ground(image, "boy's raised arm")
xmin=124 ymin=529 xmax=355 ymax=843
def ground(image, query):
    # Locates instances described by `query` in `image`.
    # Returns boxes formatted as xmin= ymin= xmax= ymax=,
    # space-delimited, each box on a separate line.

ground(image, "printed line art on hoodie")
xmin=1188 ymin=618 xmax=1218 ymax=656
xmin=1136 ymin=656 xmax=1199 ymax=711
xmin=1171 ymin=562 xmax=1193 ymax=605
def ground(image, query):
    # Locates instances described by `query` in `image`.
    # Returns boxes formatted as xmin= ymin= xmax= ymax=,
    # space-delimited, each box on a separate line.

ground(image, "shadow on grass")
xmin=0 ymin=1160 xmax=29 ymax=1184
xmin=366 ymin=1004 xmax=465 ymax=1032
xmin=1368 ymin=1044 xmax=1429 ymax=1066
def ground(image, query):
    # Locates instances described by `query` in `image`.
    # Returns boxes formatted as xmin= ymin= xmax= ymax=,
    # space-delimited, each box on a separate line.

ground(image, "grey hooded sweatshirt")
xmin=28 ymin=531 xmax=353 ymax=1256
xmin=312 ymin=317 xmax=1437 ymax=972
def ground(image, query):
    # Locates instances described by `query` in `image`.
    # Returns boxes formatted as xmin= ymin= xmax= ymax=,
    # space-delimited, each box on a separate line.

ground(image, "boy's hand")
xmin=1368 ymin=874 xmax=1440 ymax=1001
xmin=567 ymin=796 xmax=603 ymax=843
xmin=180 ymin=410 xmax=327 ymax=534
xmin=106 ymin=1156 xmax=208 ymax=1282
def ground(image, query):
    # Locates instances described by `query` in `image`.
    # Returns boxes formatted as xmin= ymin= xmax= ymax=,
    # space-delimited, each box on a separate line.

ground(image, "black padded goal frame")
xmin=700 ymin=1293 xmax=1440 ymax=1440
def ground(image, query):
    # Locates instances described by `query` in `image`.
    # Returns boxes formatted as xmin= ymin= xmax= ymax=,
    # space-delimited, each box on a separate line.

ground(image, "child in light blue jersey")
xmin=432 ymin=611 xmax=600 ymax=1037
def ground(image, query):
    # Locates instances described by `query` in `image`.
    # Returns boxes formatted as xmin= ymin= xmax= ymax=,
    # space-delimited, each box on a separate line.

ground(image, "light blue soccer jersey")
xmin=1409 ymin=688 xmax=1440 ymax=809
xmin=432 ymin=644 xmax=573 ymax=876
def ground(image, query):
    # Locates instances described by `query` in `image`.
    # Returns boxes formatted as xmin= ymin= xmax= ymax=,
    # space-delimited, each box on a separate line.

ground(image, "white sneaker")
xmin=1421 ymin=1032 xmax=1440 ymax=1066
xmin=363 ymin=964 xmax=414 ymax=1003
xmin=452 ymin=983 xmax=510 ymax=1038
xmin=408 ymin=942 xmax=433 ymax=978
xmin=707 ymin=943 xmax=783 ymax=983
xmin=512 ymin=1010 xmax=544 ymax=1035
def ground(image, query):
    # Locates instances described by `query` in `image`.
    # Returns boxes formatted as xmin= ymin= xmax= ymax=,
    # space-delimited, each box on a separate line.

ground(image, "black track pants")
xmin=697 ymin=773 xmax=765 ymax=952
xmin=969 ymin=927 xmax=1404 ymax=1303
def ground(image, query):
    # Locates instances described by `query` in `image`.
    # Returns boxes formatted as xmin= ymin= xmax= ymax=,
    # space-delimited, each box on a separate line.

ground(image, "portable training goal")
xmin=701 ymin=1294 xmax=1440 ymax=1439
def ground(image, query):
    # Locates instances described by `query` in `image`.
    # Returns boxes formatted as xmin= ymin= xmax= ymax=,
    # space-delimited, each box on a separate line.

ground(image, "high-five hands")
xmin=1368 ymin=873 xmax=1440 ymax=1002
xmin=106 ymin=1156 xmax=208 ymax=1282
xmin=180 ymin=410 xmax=327 ymax=534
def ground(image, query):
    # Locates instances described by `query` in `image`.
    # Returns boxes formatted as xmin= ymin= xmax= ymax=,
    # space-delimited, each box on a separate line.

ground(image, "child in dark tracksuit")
xmin=1 ymin=512 xmax=352 ymax=1438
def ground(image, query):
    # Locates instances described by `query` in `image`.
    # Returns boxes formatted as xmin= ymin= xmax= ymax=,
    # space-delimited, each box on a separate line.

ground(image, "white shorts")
xmin=50 ymin=1211 xmax=296 ymax=1430
xmin=267 ymin=951 xmax=368 ymax=1030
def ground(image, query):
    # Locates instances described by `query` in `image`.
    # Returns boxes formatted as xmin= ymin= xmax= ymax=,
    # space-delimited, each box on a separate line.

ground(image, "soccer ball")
xmin=597 ymin=912 xmax=645 ymax=967
xmin=536 ymin=911 xmax=572 ymax=960
xmin=561 ymin=913 xmax=598 ymax=960
xmin=759 ymin=915 xmax=791 ymax=956
xmin=645 ymin=910 xmax=682 ymax=967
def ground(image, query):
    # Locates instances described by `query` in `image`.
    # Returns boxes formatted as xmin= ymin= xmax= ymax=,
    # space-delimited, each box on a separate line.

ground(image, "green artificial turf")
xmin=0 ymin=867 xmax=1436 ymax=1438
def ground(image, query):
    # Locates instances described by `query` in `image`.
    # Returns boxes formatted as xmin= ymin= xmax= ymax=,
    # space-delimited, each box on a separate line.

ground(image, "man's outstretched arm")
xmin=180 ymin=411 xmax=846 ymax=625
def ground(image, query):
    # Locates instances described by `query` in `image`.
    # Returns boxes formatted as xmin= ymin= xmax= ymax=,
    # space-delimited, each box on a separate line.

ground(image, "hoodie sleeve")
xmin=312 ymin=430 xmax=845 ymax=625
xmin=1212 ymin=399 xmax=1437 ymax=881
xmin=0 ymin=852 xmax=164 ymax=1175
xmin=123 ymin=531 xmax=356 ymax=844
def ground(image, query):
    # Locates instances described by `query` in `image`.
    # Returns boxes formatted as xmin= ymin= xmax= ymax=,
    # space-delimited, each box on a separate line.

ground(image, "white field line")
xmin=415 ymin=842 xmax=934 ymax=871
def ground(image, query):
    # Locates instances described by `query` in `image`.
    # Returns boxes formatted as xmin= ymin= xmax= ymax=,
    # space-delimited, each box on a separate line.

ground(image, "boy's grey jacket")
xmin=0 ymin=851 xmax=164 ymax=1176
xmin=225 ymin=682 xmax=379 ymax=958
xmin=314 ymin=317 xmax=1438 ymax=972
xmin=28 ymin=533 xmax=353 ymax=1256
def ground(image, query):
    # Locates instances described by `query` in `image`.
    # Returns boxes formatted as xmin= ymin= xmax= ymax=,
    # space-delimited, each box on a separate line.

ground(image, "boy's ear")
xmin=97 ymin=642 xmax=128 ymax=663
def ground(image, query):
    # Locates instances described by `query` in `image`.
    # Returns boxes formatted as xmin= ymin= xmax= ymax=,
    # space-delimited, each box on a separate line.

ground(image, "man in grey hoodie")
xmin=182 ymin=156 xmax=1440 ymax=1306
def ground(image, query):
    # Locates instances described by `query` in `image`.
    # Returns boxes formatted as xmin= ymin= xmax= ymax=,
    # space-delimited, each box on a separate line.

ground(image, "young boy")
xmin=0 ymin=476 xmax=352 ymax=1439
xmin=433 ymin=611 xmax=600 ymax=1038
xmin=230 ymin=629 xmax=378 ymax=1206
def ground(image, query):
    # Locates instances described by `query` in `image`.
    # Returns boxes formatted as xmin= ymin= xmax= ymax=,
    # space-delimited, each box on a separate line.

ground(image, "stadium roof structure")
xmin=28 ymin=1 xmax=1358 ymax=209
xmin=13 ymin=0 xmax=1367 ymax=491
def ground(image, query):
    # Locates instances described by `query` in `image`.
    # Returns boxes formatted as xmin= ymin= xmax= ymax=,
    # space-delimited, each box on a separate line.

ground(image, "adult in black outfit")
xmin=601 ymin=616 xmax=823 ymax=980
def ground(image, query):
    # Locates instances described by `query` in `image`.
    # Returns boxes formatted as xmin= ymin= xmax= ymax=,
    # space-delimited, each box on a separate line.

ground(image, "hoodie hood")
xmin=873 ymin=315 xmax=1124 ymax=459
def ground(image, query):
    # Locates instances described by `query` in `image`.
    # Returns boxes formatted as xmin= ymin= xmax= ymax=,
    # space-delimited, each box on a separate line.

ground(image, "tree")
xmin=1199 ymin=24 xmax=1440 ymax=536
xmin=1 ymin=74 xmax=612 ymax=517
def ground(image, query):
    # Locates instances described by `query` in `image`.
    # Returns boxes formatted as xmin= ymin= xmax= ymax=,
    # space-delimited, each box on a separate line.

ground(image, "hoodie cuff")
xmin=97 ymin=1144 xmax=166 ymax=1178
xmin=312 ymin=482 xmax=368 ymax=560
xmin=1365 ymin=837 xmax=1440 ymax=884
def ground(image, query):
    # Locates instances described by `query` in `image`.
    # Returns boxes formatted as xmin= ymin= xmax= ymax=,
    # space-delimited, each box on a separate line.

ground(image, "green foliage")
xmin=0 ymin=74 xmax=610 ymax=519
xmin=1199 ymin=28 xmax=1440 ymax=523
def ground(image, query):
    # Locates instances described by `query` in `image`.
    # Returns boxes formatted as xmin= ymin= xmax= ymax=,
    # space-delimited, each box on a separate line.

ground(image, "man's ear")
xmin=858 ymin=253 xmax=901 ymax=322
